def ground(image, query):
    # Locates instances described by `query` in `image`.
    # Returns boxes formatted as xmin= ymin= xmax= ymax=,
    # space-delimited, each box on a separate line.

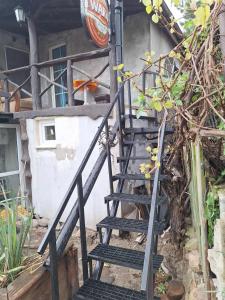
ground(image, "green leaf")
xmin=142 ymin=0 xmax=151 ymax=6
xmin=117 ymin=76 xmax=122 ymax=83
xmin=175 ymin=99 xmax=183 ymax=106
xmin=153 ymin=0 xmax=162 ymax=9
xmin=113 ymin=64 xmax=124 ymax=71
xmin=152 ymin=14 xmax=159 ymax=23
xmin=146 ymin=5 xmax=153 ymax=14
xmin=153 ymin=101 xmax=163 ymax=112
xmin=194 ymin=5 xmax=210 ymax=28
xmin=164 ymin=100 xmax=174 ymax=109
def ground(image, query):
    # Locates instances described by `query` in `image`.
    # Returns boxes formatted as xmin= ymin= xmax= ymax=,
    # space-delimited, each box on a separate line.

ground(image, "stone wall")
xmin=208 ymin=186 xmax=225 ymax=300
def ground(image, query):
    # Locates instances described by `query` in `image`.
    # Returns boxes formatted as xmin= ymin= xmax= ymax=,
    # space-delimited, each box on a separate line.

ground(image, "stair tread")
xmin=75 ymin=279 xmax=159 ymax=300
xmin=114 ymin=173 xmax=168 ymax=181
xmin=124 ymin=114 xmax=157 ymax=121
xmin=97 ymin=216 xmax=164 ymax=234
xmin=105 ymin=193 xmax=151 ymax=205
xmin=88 ymin=244 xmax=163 ymax=271
xmin=124 ymin=127 xmax=173 ymax=135
xmin=117 ymin=156 xmax=150 ymax=161
xmin=123 ymin=138 xmax=158 ymax=145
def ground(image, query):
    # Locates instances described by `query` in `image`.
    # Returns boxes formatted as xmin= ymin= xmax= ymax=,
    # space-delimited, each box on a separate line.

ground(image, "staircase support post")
xmin=78 ymin=174 xmax=89 ymax=282
xmin=49 ymin=229 xmax=59 ymax=300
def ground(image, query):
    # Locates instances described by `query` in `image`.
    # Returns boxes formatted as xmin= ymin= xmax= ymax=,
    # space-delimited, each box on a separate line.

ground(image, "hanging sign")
xmin=81 ymin=0 xmax=109 ymax=48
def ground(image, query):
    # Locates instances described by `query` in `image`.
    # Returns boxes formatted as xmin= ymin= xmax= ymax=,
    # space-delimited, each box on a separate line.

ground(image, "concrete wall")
xmin=26 ymin=115 xmax=117 ymax=229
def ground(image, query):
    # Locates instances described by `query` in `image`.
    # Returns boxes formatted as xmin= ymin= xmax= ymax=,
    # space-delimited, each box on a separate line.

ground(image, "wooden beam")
xmin=36 ymin=48 xmax=110 ymax=68
xmin=0 ymin=48 xmax=110 ymax=76
xmin=27 ymin=17 xmax=41 ymax=110
xmin=38 ymin=72 xmax=67 ymax=91
xmin=67 ymin=60 xmax=74 ymax=106
xmin=71 ymin=65 xmax=110 ymax=89
xmin=190 ymin=128 xmax=225 ymax=137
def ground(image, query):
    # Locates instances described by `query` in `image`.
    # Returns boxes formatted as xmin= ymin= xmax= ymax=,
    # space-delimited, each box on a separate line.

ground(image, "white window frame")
xmin=0 ymin=124 xmax=23 ymax=197
xmin=49 ymin=43 xmax=67 ymax=108
xmin=37 ymin=119 xmax=57 ymax=149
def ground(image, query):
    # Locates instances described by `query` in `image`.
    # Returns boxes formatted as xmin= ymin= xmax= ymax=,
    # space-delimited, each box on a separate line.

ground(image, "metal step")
xmin=75 ymin=279 xmax=160 ymax=300
xmin=124 ymin=114 xmax=157 ymax=121
xmin=124 ymin=127 xmax=174 ymax=135
xmin=113 ymin=173 xmax=168 ymax=181
xmin=96 ymin=217 xmax=164 ymax=234
xmin=88 ymin=244 xmax=163 ymax=271
xmin=105 ymin=193 xmax=151 ymax=205
xmin=123 ymin=138 xmax=158 ymax=145
xmin=117 ymin=156 xmax=150 ymax=161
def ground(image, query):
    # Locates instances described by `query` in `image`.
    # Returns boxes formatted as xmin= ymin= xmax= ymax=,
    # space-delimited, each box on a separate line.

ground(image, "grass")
xmin=0 ymin=199 xmax=32 ymax=287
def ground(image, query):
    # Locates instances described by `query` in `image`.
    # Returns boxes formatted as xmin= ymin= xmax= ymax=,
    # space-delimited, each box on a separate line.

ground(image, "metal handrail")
xmin=38 ymin=83 xmax=124 ymax=255
xmin=141 ymin=110 xmax=168 ymax=299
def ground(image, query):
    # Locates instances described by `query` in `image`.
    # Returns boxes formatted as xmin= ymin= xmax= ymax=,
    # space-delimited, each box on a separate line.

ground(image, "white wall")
xmin=27 ymin=116 xmax=116 ymax=229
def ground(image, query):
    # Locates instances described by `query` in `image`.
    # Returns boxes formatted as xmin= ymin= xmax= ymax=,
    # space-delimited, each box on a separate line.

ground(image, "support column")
xmin=27 ymin=17 xmax=41 ymax=110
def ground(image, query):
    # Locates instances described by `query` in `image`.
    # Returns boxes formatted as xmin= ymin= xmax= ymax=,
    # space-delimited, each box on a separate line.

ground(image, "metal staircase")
xmin=37 ymin=77 xmax=173 ymax=299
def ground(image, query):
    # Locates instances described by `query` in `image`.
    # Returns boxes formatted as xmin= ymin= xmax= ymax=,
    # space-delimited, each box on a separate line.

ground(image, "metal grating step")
xmin=124 ymin=114 xmax=157 ymax=121
xmin=105 ymin=193 xmax=151 ymax=205
xmin=75 ymin=279 xmax=160 ymax=300
xmin=96 ymin=217 xmax=164 ymax=234
xmin=123 ymin=138 xmax=158 ymax=145
xmin=117 ymin=156 xmax=151 ymax=161
xmin=88 ymin=244 xmax=163 ymax=271
xmin=123 ymin=127 xmax=174 ymax=135
xmin=113 ymin=173 xmax=169 ymax=181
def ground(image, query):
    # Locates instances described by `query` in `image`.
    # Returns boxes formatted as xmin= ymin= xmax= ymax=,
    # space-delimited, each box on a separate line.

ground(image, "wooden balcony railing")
xmin=0 ymin=47 xmax=110 ymax=113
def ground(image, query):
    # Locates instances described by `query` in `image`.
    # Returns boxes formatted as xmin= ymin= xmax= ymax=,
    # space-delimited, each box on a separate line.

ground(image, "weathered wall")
xmin=26 ymin=115 xmax=119 ymax=229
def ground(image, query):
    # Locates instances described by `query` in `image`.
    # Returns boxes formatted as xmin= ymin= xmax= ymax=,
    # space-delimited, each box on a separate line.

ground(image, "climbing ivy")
xmin=205 ymin=187 xmax=220 ymax=248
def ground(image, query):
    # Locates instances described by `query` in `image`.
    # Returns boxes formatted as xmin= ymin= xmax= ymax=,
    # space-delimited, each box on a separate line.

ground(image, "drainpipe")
xmin=115 ymin=0 xmax=124 ymax=115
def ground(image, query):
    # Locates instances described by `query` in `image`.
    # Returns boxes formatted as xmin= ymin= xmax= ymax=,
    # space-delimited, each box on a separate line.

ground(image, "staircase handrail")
xmin=141 ymin=110 xmax=168 ymax=299
xmin=38 ymin=83 xmax=124 ymax=255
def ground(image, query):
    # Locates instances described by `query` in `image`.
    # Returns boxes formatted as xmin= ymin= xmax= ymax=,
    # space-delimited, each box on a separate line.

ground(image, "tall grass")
xmin=0 ymin=200 xmax=32 ymax=287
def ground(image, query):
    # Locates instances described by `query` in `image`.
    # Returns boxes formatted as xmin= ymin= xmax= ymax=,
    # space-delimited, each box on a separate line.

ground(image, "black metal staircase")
xmin=37 ymin=77 xmax=173 ymax=299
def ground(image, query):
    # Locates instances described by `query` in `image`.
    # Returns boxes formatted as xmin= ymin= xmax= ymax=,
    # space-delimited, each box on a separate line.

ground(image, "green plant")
xmin=0 ymin=200 xmax=32 ymax=286
xmin=156 ymin=282 xmax=167 ymax=295
xmin=205 ymin=187 xmax=220 ymax=248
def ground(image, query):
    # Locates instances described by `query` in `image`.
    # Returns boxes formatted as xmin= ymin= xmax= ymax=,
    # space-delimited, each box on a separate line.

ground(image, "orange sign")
xmin=81 ymin=0 xmax=109 ymax=48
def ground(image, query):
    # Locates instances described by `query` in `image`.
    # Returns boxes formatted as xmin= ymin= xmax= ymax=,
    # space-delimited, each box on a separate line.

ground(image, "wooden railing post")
xmin=67 ymin=59 xmax=74 ymax=106
xmin=27 ymin=16 xmax=41 ymax=110
xmin=3 ymin=78 xmax=10 ymax=113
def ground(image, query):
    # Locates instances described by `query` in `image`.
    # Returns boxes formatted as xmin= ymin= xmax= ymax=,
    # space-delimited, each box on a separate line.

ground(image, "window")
xmin=38 ymin=120 xmax=56 ymax=148
xmin=5 ymin=47 xmax=31 ymax=98
xmin=0 ymin=126 xmax=21 ymax=200
xmin=51 ymin=45 xmax=68 ymax=107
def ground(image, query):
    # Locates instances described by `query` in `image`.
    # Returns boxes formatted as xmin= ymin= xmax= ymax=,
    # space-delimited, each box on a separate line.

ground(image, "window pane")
xmin=45 ymin=125 xmax=56 ymax=141
xmin=52 ymin=45 xmax=68 ymax=107
xmin=0 ymin=128 xmax=19 ymax=173
xmin=0 ymin=174 xmax=20 ymax=201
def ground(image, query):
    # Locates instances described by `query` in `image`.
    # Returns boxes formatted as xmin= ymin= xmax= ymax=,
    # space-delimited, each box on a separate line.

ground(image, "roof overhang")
xmin=0 ymin=0 xmax=182 ymax=45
